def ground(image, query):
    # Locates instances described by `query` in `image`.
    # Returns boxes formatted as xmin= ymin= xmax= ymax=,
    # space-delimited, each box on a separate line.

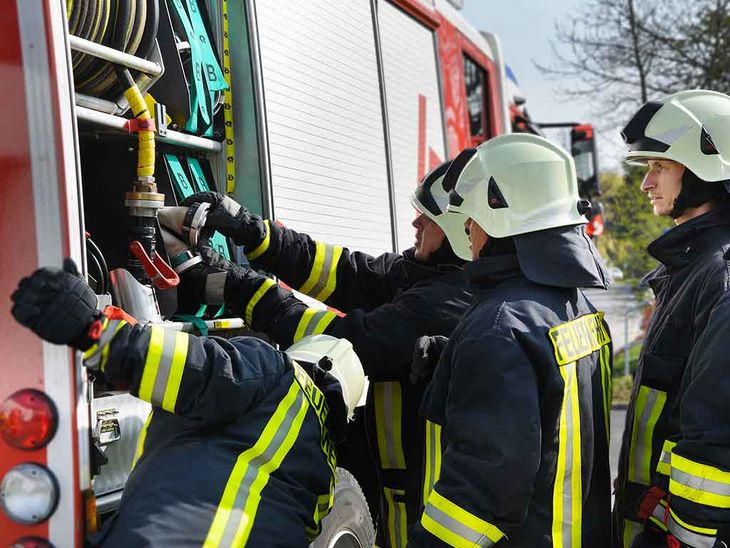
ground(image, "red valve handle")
xmin=129 ymin=241 xmax=180 ymax=289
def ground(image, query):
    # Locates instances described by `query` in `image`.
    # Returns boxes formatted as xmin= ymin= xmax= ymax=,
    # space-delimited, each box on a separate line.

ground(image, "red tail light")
xmin=0 ymin=389 xmax=57 ymax=450
xmin=11 ymin=537 xmax=53 ymax=548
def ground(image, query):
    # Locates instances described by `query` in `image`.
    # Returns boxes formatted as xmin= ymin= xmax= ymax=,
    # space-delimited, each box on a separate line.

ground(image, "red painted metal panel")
xmin=435 ymin=12 xmax=505 ymax=158
xmin=387 ymin=0 xmax=440 ymax=29
xmin=0 ymin=2 xmax=49 ymax=544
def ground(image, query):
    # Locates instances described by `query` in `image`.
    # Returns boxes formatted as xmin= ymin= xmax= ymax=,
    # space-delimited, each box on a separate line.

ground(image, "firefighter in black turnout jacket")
xmin=158 ymin=164 xmax=473 ymax=548
xmin=612 ymin=90 xmax=730 ymax=547
xmin=409 ymin=134 xmax=613 ymax=546
xmin=11 ymin=259 xmax=365 ymax=547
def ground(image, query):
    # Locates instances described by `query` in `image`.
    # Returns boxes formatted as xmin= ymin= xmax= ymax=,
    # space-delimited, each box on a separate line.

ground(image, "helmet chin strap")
xmin=670 ymin=169 xmax=727 ymax=219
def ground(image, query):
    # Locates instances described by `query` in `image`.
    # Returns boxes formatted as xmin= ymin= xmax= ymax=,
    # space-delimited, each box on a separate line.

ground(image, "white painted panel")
xmin=256 ymin=0 xmax=393 ymax=257
xmin=379 ymin=1 xmax=446 ymax=252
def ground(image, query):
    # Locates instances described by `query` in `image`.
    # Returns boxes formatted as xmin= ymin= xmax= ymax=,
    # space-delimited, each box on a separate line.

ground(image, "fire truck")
xmin=0 ymin=0 xmax=600 ymax=545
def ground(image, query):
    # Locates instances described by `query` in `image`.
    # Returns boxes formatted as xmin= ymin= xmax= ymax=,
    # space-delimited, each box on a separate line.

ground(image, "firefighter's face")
xmin=412 ymin=212 xmax=446 ymax=261
xmin=464 ymin=218 xmax=488 ymax=260
xmin=641 ymin=159 xmax=685 ymax=217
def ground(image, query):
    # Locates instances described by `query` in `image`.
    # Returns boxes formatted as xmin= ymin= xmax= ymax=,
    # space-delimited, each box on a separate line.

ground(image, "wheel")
xmin=310 ymin=468 xmax=375 ymax=548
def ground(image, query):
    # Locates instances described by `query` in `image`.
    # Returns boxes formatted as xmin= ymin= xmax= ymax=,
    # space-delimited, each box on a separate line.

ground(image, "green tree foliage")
xmin=595 ymin=167 xmax=673 ymax=281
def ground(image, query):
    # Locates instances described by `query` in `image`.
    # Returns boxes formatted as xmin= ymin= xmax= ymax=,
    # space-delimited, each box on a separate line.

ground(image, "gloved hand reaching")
xmin=11 ymin=258 xmax=101 ymax=350
xmin=157 ymin=192 xmax=267 ymax=251
xmin=410 ymin=335 xmax=449 ymax=385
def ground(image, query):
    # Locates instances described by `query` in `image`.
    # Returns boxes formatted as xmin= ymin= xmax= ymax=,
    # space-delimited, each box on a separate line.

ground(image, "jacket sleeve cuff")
xmin=421 ymin=489 xmax=505 ymax=547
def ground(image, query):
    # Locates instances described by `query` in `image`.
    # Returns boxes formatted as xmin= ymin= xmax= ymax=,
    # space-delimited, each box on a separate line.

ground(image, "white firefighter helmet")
xmin=446 ymin=134 xmax=588 ymax=239
xmin=622 ymin=90 xmax=730 ymax=184
xmin=410 ymin=160 xmax=471 ymax=260
xmin=285 ymin=335 xmax=365 ymax=419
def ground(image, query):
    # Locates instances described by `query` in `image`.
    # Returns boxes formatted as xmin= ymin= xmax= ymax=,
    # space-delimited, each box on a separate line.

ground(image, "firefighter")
xmin=10 ymin=258 xmax=365 ymax=547
xmin=408 ymin=133 xmax=613 ymax=547
xmin=158 ymin=162 xmax=473 ymax=548
xmin=612 ymin=90 xmax=730 ymax=547
xmin=663 ymin=290 xmax=730 ymax=548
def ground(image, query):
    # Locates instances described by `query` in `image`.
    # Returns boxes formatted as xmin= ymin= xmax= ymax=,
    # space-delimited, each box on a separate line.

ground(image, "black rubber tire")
xmin=310 ymin=468 xmax=375 ymax=548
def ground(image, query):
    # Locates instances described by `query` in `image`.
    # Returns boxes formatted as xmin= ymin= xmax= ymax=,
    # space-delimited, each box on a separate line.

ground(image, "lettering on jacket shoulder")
xmin=548 ymin=312 xmax=611 ymax=366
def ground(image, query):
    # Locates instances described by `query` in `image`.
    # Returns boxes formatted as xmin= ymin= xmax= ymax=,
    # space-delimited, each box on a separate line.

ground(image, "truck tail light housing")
xmin=0 ymin=389 xmax=57 ymax=450
xmin=0 ymin=463 xmax=59 ymax=524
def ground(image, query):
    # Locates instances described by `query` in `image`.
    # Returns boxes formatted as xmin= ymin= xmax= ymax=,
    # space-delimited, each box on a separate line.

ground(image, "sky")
xmin=461 ymin=0 xmax=626 ymax=172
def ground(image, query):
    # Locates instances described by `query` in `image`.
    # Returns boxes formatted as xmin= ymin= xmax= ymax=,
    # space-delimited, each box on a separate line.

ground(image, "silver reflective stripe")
xmin=667 ymin=515 xmax=716 ymax=548
xmin=423 ymin=503 xmax=496 ymax=547
xmin=84 ymin=319 xmax=123 ymax=369
xmin=391 ymin=494 xmax=405 ymax=548
xmin=303 ymin=310 xmax=332 ymax=337
xmin=218 ymin=389 xmax=305 ymax=546
xmin=311 ymin=244 xmax=336 ymax=296
xmin=150 ymin=329 xmax=180 ymax=408
xmin=651 ymin=503 xmax=666 ymax=523
xmin=633 ymin=388 xmax=660 ymax=484
xmin=382 ymin=383 xmax=398 ymax=469
xmin=205 ymin=271 xmax=228 ymax=305
xmin=672 ymin=468 xmax=730 ymax=497
xmin=659 ymin=450 xmax=671 ymax=471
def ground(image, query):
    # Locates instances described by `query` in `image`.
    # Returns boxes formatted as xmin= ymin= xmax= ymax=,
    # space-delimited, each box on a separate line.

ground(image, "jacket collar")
xmin=648 ymin=204 xmax=730 ymax=269
xmin=464 ymin=254 xmax=522 ymax=290
xmin=401 ymin=247 xmax=464 ymax=283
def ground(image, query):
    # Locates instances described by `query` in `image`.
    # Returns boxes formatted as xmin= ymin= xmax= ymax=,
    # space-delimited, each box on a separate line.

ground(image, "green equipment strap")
xmin=171 ymin=314 xmax=209 ymax=336
xmin=168 ymin=0 xmax=228 ymax=137
xmin=164 ymin=154 xmax=229 ymax=318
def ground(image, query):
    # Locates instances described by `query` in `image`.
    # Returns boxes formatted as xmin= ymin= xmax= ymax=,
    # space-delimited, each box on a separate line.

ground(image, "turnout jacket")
xmin=409 ymin=254 xmax=613 ymax=547
xmin=613 ymin=206 xmax=730 ymax=546
xmin=666 ymin=290 xmax=730 ymax=547
xmin=85 ymin=313 xmax=337 ymax=547
xmin=233 ymin=220 xmax=472 ymax=548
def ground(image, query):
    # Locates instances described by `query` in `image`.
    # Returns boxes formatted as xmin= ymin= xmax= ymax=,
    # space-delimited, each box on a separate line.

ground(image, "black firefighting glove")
xmin=158 ymin=192 xmax=267 ymax=251
xmin=410 ymin=335 xmax=448 ymax=385
xmin=296 ymin=358 xmax=348 ymax=445
xmin=631 ymin=486 xmax=669 ymax=548
xmin=160 ymin=227 xmax=255 ymax=314
xmin=11 ymin=258 xmax=101 ymax=350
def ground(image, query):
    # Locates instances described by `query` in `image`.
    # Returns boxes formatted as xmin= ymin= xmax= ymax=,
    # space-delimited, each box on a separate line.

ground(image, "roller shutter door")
xmin=378 ymin=0 xmax=446 ymax=252
xmin=256 ymin=0 xmax=394 ymax=257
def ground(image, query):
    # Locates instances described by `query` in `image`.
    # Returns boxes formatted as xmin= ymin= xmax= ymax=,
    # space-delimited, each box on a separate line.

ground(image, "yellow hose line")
xmin=124 ymin=85 xmax=155 ymax=179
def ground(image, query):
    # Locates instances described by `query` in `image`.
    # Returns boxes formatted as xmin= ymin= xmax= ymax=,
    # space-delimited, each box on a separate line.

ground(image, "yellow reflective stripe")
xmin=245 ymin=278 xmax=276 ymax=326
xmin=100 ymin=320 xmax=128 ymax=372
xmin=423 ymin=420 xmax=442 ymax=505
xmin=246 ymin=219 xmax=271 ymax=260
xmin=628 ymin=386 xmax=667 ymax=484
xmin=136 ymin=328 xmax=190 ymax=412
xmin=422 ymin=489 xmax=504 ymax=547
xmin=599 ymin=344 xmax=612 ymax=440
xmin=293 ymin=309 xmax=317 ymax=343
xmin=310 ymin=310 xmax=336 ymax=335
xmin=299 ymin=242 xmax=327 ymax=295
xmin=668 ymin=508 xmax=718 ymax=536
xmin=670 ymin=453 xmax=730 ymax=508
xmin=383 ymin=487 xmax=407 ymax=548
xmin=293 ymin=309 xmax=337 ymax=343
xmin=82 ymin=316 xmax=110 ymax=360
xmin=298 ymin=242 xmax=343 ymax=301
xmin=656 ymin=439 xmax=677 ymax=477
xmin=131 ymin=410 xmax=154 ymax=470
xmin=138 ymin=326 xmax=165 ymax=403
xmin=313 ymin=246 xmax=343 ymax=302
xmin=204 ymin=381 xmax=308 ymax=547
xmin=374 ymin=382 xmax=406 ymax=469
xmin=160 ymin=331 xmax=189 ymax=413
xmin=552 ymin=362 xmax=582 ymax=548
xmin=622 ymin=519 xmax=642 ymax=548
